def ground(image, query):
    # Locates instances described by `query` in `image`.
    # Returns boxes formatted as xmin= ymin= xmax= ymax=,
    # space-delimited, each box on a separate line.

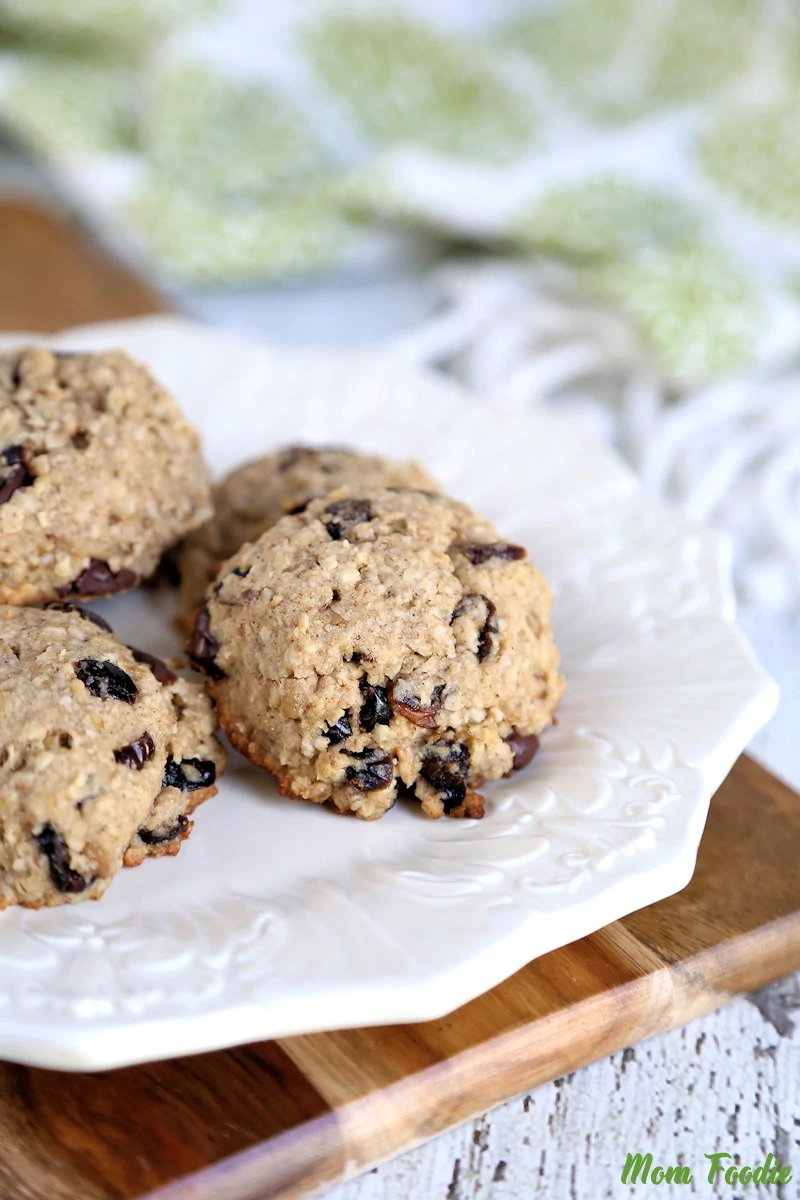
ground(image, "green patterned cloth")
xmin=1 ymin=0 xmax=799 ymax=384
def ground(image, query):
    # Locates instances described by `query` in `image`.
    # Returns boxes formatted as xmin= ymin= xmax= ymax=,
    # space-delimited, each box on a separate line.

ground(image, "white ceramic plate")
xmin=0 ymin=316 xmax=777 ymax=1071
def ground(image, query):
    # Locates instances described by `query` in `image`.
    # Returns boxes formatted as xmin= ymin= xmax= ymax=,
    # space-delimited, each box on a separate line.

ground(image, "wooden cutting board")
xmin=0 ymin=201 xmax=798 ymax=1200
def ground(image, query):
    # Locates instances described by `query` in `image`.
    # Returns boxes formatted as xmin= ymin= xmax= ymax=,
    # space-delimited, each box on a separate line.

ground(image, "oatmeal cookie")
xmin=177 ymin=446 xmax=437 ymax=624
xmin=0 ymin=605 xmax=224 ymax=908
xmin=188 ymin=487 xmax=564 ymax=820
xmin=123 ymin=666 xmax=227 ymax=867
xmin=0 ymin=348 xmax=212 ymax=604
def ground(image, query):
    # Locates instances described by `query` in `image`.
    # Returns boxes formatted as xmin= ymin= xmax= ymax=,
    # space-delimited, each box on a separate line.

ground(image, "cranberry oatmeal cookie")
xmin=188 ymin=487 xmax=564 ymax=820
xmin=177 ymin=446 xmax=437 ymax=624
xmin=0 ymin=348 xmax=212 ymax=604
xmin=0 ymin=605 xmax=225 ymax=908
xmin=123 ymin=667 xmax=227 ymax=867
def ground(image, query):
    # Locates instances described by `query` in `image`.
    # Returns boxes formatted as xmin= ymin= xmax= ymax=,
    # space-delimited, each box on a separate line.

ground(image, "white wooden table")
xmin=324 ymin=979 xmax=800 ymax=1199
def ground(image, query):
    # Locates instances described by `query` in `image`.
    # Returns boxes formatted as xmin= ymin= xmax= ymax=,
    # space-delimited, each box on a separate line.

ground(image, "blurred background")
xmin=0 ymin=0 xmax=796 ymax=776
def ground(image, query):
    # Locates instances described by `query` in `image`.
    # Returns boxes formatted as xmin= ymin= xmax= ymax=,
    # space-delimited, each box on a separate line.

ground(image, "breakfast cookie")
xmin=0 ymin=348 xmax=212 ymax=605
xmin=0 ymin=605 xmax=224 ymax=908
xmin=177 ymin=446 xmax=437 ymax=624
xmin=123 ymin=668 xmax=227 ymax=867
xmin=188 ymin=487 xmax=564 ymax=820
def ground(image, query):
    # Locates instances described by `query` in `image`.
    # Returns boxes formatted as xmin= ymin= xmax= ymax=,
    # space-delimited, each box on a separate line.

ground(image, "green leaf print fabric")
xmin=0 ymin=0 xmax=798 ymax=384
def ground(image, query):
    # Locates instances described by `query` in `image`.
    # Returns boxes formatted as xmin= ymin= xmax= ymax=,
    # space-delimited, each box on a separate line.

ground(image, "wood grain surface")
xmin=0 ymin=199 xmax=166 ymax=331
xmin=0 ymin=202 xmax=797 ymax=1200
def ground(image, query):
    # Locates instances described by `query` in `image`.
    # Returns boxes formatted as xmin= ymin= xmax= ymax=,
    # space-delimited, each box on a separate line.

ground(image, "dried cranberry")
xmin=505 ymin=731 xmax=540 ymax=772
xmin=343 ymin=747 xmax=393 ymax=791
xmin=391 ymin=683 xmax=444 ymax=729
xmin=74 ymin=658 xmax=138 ymax=703
xmin=162 ymin=756 xmax=217 ymax=792
xmin=128 ymin=646 xmax=177 ymax=686
xmin=42 ymin=601 xmax=112 ymax=633
xmin=394 ymin=779 xmax=417 ymax=803
xmin=35 ymin=824 xmax=92 ymax=894
xmin=114 ymin=732 xmax=156 ymax=770
xmin=0 ymin=444 xmax=34 ymax=505
xmin=137 ymin=815 xmax=189 ymax=846
xmin=420 ymin=741 xmax=470 ymax=813
xmin=359 ymin=677 xmax=392 ymax=732
xmin=454 ymin=542 xmax=526 ymax=566
xmin=322 ymin=498 xmax=372 ymax=541
xmin=59 ymin=558 xmax=138 ymax=599
xmin=0 ymin=463 xmax=30 ymax=511
xmin=323 ymin=713 xmax=352 ymax=744
xmin=451 ymin=592 xmax=498 ymax=662
xmin=186 ymin=608 xmax=225 ymax=681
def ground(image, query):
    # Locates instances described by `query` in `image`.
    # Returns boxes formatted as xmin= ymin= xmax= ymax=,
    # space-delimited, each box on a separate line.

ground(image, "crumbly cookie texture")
xmin=177 ymin=446 xmax=437 ymax=625
xmin=188 ymin=487 xmax=564 ymax=821
xmin=0 ymin=605 xmax=225 ymax=908
xmin=0 ymin=348 xmax=212 ymax=605
xmin=123 ymin=671 xmax=227 ymax=867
